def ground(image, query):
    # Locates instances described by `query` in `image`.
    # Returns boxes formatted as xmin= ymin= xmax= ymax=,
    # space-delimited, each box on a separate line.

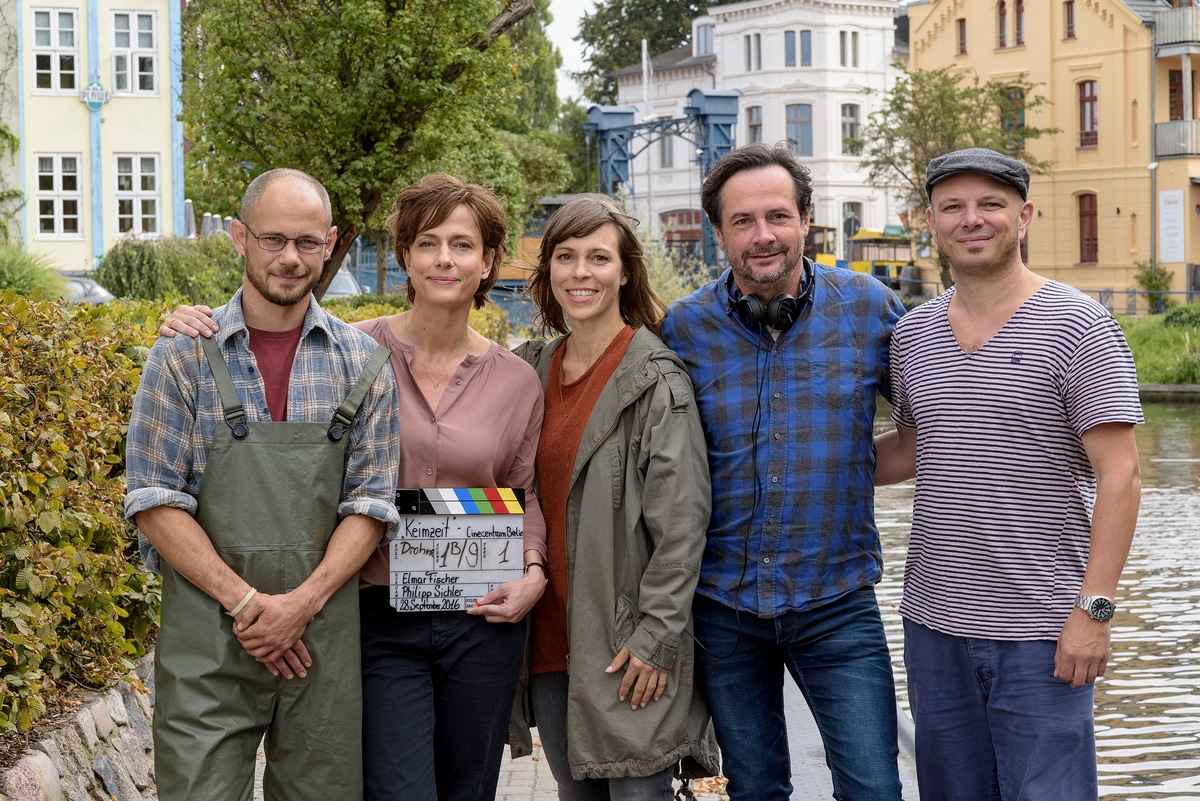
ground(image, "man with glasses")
xmin=125 ymin=168 xmax=400 ymax=801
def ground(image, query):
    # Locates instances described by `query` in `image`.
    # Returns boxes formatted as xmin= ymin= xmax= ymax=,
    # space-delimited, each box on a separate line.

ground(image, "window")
xmin=800 ymin=30 xmax=812 ymax=66
xmin=840 ymin=31 xmax=859 ymax=67
xmin=1064 ymin=1 xmax=1076 ymax=39
xmin=841 ymin=104 xmax=860 ymax=154
xmin=1169 ymin=70 xmax=1196 ymax=122
xmin=32 ymin=9 xmax=78 ymax=91
xmin=659 ymin=135 xmax=673 ymax=169
xmin=1003 ymin=87 xmax=1026 ymax=143
xmin=747 ymin=106 xmax=763 ymax=144
xmin=998 ymin=1 xmax=1008 ymax=48
xmin=35 ymin=154 xmax=82 ymax=237
xmin=1078 ymin=80 xmax=1098 ymax=147
xmin=785 ymin=31 xmax=796 ymax=67
xmin=1078 ymin=193 xmax=1097 ymax=263
xmin=956 ymin=19 xmax=968 ymax=55
xmin=115 ymin=154 xmax=160 ymax=236
xmin=1015 ymin=0 xmax=1025 ymax=45
xmin=113 ymin=11 xmax=157 ymax=94
xmin=842 ymin=202 xmax=863 ymax=239
xmin=696 ymin=24 xmax=714 ymax=56
xmin=786 ymin=103 xmax=813 ymax=157
xmin=744 ymin=33 xmax=761 ymax=71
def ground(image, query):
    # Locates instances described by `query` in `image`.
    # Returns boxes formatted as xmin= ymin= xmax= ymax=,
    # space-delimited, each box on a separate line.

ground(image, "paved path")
xmin=250 ymin=680 xmax=919 ymax=800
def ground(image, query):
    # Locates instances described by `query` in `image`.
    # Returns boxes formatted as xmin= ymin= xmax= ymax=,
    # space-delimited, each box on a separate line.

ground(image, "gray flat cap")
xmin=925 ymin=148 xmax=1030 ymax=200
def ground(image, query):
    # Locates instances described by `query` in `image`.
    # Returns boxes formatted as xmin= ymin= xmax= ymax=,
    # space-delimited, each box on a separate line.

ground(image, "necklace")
xmin=405 ymin=312 xmax=467 ymax=391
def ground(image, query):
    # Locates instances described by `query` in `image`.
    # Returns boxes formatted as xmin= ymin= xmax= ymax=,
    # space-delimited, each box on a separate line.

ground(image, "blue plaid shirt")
xmin=125 ymin=289 xmax=401 ymax=572
xmin=661 ymin=263 xmax=904 ymax=617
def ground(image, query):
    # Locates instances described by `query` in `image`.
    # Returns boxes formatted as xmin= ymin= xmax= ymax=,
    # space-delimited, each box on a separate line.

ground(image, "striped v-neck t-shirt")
xmin=889 ymin=281 xmax=1142 ymax=640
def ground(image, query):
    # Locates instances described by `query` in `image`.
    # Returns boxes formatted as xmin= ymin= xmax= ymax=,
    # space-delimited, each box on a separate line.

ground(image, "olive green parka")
xmin=508 ymin=328 xmax=720 ymax=781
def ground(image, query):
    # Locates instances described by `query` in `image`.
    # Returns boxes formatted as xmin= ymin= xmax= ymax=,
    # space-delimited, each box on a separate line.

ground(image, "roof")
xmin=1121 ymin=0 xmax=1175 ymax=23
xmin=610 ymin=44 xmax=717 ymax=78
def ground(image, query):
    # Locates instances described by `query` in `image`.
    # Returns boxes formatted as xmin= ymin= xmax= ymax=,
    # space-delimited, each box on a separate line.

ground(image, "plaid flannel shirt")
xmin=661 ymin=263 xmax=904 ymax=616
xmin=125 ymin=289 xmax=401 ymax=572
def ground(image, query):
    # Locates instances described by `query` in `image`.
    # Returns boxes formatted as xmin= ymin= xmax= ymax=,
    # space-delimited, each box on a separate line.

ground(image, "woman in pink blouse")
xmin=159 ymin=174 xmax=547 ymax=801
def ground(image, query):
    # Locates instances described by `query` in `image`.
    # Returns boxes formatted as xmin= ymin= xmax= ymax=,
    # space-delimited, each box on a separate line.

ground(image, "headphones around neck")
xmin=726 ymin=262 xmax=814 ymax=331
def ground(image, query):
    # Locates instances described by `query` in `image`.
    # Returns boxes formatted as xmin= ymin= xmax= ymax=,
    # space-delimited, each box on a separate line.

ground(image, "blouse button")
xmin=429 ymin=416 xmax=436 ymax=423
xmin=425 ymin=468 xmax=433 ymax=476
xmin=455 ymin=378 xmax=463 ymax=385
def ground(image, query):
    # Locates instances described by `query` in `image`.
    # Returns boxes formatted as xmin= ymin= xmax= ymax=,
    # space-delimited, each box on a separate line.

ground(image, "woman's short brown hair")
xmin=526 ymin=194 xmax=667 ymax=337
xmin=387 ymin=173 xmax=506 ymax=310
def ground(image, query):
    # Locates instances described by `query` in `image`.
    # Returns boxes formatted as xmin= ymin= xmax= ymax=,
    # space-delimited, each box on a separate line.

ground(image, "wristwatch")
xmin=1075 ymin=594 xmax=1116 ymax=622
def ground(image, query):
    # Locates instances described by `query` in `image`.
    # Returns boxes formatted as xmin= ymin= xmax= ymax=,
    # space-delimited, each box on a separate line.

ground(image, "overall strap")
xmin=327 ymin=346 xmax=391 ymax=442
xmin=199 ymin=335 xmax=249 ymax=440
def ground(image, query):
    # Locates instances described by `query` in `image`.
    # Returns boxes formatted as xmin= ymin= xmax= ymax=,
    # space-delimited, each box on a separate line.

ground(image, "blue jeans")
xmin=903 ymin=619 xmax=1099 ymax=801
xmin=693 ymin=588 xmax=902 ymax=801
xmin=359 ymin=586 xmax=525 ymax=801
xmin=531 ymin=671 xmax=676 ymax=801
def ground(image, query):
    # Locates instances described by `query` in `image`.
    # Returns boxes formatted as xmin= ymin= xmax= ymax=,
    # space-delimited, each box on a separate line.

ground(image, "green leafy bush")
xmin=0 ymin=246 xmax=64 ymax=298
xmin=1117 ymin=313 xmax=1200 ymax=384
xmin=96 ymin=236 xmax=242 ymax=307
xmin=1162 ymin=303 xmax=1200 ymax=330
xmin=1132 ymin=261 xmax=1175 ymax=314
xmin=0 ymin=293 xmax=165 ymax=732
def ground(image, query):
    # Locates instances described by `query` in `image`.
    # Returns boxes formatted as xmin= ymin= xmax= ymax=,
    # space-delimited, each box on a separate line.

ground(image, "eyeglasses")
xmin=240 ymin=221 xmax=329 ymax=255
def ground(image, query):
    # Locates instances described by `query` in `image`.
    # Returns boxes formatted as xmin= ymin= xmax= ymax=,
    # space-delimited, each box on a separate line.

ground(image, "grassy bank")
xmin=1117 ymin=306 xmax=1200 ymax=384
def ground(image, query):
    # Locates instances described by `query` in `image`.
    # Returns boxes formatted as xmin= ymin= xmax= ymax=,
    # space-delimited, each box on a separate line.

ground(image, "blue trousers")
xmin=903 ymin=619 xmax=1099 ymax=801
xmin=693 ymin=588 xmax=903 ymax=801
xmin=359 ymin=586 xmax=525 ymax=801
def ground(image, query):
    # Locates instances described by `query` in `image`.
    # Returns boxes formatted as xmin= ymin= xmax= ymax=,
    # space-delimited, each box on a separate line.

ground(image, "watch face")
xmin=1089 ymin=598 xmax=1116 ymax=621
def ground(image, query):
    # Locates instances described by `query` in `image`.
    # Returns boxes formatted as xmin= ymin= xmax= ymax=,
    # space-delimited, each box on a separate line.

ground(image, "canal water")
xmin=873 ymin=402 xmax=1200 ymax=800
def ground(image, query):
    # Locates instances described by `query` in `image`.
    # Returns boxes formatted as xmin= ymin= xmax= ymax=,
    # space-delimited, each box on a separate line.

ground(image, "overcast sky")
xmin=547 ymin=0 xmax=595 ymax=100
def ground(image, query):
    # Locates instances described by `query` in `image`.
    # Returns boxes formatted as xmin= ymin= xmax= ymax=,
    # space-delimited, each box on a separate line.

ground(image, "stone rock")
xmin=31 ymin=740 xmax=63 ymax=775
xmin=61 ymin=773 xmax=90 ymax=801
xmin=72 ymin=709 xmax=97 ymax=752
xmin=111 ymin=732 xmax=149 ymax=790
xmin=120 ymin=690 xmax=152 ymax=751
xmin=5 ymin=750 xmax=65 ymax=801
xmin=47 ymin=727 xmax=90 ymax=786
xmin=87 ymin=702 xmax=113 ymax=742
xmin=133 ymin=660 xmax=155 ymax=708
xmin=91 ymin=755 xmax=138 ymax=801
xmin=104 ymin=693 xmax=128 ymax=727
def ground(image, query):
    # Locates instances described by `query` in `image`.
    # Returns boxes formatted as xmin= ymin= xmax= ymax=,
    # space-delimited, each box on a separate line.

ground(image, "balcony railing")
xmin=1155 ymin=8 xmax=1200 ymax=49
xmin=1154 ymin=119 xmax=1200 ymax=157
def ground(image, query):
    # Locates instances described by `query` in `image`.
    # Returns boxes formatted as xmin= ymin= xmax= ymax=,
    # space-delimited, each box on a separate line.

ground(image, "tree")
xmin=849 ymin=66 xmax=1056 ymax=284
xmin=575 ymin=0 xmax=702 ymax=104
xmin=0 ymin=4 xmax=22 ymax=243
xmin=182 ymin=0 xmax=546 ymax=298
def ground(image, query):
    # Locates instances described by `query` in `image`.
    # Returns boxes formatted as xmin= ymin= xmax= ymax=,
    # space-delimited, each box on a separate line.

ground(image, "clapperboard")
xmin=389 ymin=488 xmax=525 ymax=612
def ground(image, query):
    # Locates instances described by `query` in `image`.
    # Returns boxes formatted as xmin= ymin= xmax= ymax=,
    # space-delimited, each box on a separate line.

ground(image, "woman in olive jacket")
xmin=509 ymin=195 xmax=719 ymax=800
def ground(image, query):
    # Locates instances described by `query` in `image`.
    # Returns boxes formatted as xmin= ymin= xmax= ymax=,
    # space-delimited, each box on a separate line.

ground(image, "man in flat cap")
xmin=875 ymin=148 xmax=1143 ymax=799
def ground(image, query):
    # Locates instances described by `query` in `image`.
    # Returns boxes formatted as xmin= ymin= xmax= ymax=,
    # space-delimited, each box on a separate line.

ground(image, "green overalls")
xmin=153 ymin=335 xmax=389 ymax=801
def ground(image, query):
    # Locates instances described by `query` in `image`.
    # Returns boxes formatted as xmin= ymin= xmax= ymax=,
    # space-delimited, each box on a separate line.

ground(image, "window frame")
xmin=747 ymin=105 xmax=763 ymax=145
xmin=114 ymin=153 xmax=162 ymax=238
xmin=956 ymin=18 xmax=968 ymax=56
xmin=34 ymin=153 xmax=84 ymax=239
xmin=1015 ymin=0 xmax=1025 ymax=45
xmin=1078 ymin=193 xmax=1098 ymax=263
xmin=786 ymin=103 xmax=813 ymax=157
xmin=800 ymin=30 xmax=812 ymax=67
xmin=1078 ymin=80 xmax=1098 ymax=147
xmin=998 ymin=1 xmax=1008 ymax=49
xmin=31 ymin=7 xmax=79 ymax=93
xmin=659 ymin=134 xmax=674 ymax=169
xmin=1064 ymin=0 xmax=1076 ymax=39
xmin=841 ymin=103 xmax=860 ymax=155
xmin=695 ymin=24 xmax=714 ymax=56
xmin=112 ymin=10 xmax=158 ymax=95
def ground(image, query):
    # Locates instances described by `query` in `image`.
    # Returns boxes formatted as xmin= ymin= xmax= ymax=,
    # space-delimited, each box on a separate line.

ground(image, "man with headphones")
xmin=661 ymin=143 xmax=906 ymax=801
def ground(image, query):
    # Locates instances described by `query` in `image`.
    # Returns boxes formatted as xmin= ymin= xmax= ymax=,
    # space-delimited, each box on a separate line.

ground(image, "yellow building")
xmin=908 ymin=0 xmax=1200 ymax=306
xmin=6 ymin=0 xmax=183 ymax=271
